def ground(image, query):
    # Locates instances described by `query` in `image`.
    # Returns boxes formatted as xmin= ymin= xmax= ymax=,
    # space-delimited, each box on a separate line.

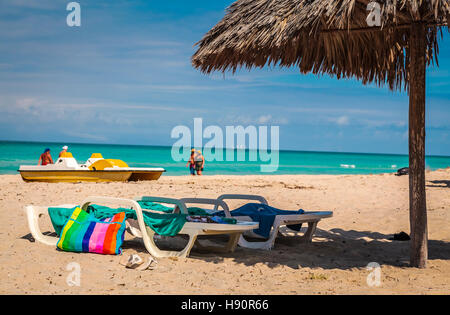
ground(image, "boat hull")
xmin=19 ymin=170 xmax=132 ymax=183
xmin=128 ymin=171 xmax=164 ymax=181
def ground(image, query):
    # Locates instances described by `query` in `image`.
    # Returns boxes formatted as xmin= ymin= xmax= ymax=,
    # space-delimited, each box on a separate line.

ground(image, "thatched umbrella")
xmin=192 ymin=0 xmax=449 ymax=268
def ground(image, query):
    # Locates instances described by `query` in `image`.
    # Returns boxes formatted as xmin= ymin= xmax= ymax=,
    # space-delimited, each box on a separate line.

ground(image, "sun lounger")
xmin=181 ymin=194 xmax=333 ymax=250
xmin=24 ymin=196 xmax=258 ymax=258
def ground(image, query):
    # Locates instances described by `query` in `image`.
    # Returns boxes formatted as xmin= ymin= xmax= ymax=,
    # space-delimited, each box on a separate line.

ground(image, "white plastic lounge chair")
xmin=179 ymin=194 xmax=333 ymax=250
xmin=24 ymin=196 xmax=258 ymax=258
xmin=217 ymin=194 xmax=333 ymax=249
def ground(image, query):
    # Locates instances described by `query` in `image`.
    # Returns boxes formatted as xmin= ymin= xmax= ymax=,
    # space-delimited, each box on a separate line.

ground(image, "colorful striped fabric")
xmin=57 ymin=207 xmax=126 ymax=255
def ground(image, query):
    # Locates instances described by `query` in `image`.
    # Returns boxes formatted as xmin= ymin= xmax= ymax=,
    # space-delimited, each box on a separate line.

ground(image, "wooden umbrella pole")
xmin=409 ymin=21 xmax=428 ymax=268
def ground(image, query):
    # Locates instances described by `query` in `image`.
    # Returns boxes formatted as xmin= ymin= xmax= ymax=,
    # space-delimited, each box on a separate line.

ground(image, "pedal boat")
xmin=84 ymin=153 xmax=165 ymax=181
xmin=18 ymin=153 xmax=165 ymax=183
xmin=18 ymin=152 xmax=132 ymax=183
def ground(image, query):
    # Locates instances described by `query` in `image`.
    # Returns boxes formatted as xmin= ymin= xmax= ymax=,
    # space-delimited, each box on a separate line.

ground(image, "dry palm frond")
xmin=192 ymin=0 xmax=449 ymax=90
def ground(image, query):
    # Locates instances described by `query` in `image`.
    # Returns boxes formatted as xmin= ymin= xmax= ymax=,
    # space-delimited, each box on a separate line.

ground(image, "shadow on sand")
xmin=118 ymin=227 xmax=450 ymax=270
xmin=20 ymin=231 xmax=58 ymax=242
xmin=21 ymin=227 xmax=449 ymax=271
xmin=427 ymin=180 xmax=450 ymax=188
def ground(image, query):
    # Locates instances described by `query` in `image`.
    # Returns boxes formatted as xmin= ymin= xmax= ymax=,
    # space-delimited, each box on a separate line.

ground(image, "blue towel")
xmin=214 ymin=203 xmax=305 ymax=239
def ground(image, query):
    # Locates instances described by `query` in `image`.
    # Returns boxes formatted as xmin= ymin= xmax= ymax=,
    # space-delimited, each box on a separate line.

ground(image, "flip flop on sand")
xmin=120 ymin=254 xmax=158 ymax=271
xmin=136 ymin=256 xmax=158 ymax=271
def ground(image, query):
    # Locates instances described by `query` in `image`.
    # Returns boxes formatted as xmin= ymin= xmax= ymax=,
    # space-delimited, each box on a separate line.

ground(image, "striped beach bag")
xmin=57 ymin=207 xmax=126 ymax=255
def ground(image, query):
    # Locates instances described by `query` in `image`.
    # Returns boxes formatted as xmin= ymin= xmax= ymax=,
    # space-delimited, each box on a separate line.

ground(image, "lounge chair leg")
xmin=24 ymin=206 xmax=59 ymax=246
xmin=225 ymin=233 xmax=241 ymax=252
xmin=237 ymin=234 xmax=276 ymax=250
xmin=196 ymin=232 xmax=242 ymax=253
xmin=236 ymin=221 xmax=281 ymax=250
xmin=301 ymin=221 xmax=318 ymax=243
xmin=141 ymin=227 xmax=198 ymax=258
xmin=178 ymin=233 xmax=198 ymax=258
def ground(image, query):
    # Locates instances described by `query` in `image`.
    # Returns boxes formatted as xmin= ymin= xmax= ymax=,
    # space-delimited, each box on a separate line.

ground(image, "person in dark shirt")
xmin=186 ymin=150 xmax=196 ymax=175
xmin=193 ymin=150 xmax=205 ymax=175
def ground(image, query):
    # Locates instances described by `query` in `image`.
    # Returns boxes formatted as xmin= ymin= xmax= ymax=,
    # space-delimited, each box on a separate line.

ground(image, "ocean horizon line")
xmin=1 ymin=139 xmax=449 ymax=159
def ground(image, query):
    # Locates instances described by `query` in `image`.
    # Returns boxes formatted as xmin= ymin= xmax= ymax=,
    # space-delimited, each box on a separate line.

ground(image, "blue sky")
xmin=1 ymin=0 xmax=449 ymax=155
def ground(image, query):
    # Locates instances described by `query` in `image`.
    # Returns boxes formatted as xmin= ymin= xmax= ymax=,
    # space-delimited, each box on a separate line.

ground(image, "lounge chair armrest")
xmin=179 ymin=198 xmax=232 ymax=218
xmin=80 ymin=196 xmax=155 ymax=255
xmin=80 ymin=196 xmax=143 ymax=213
xmin=215 ymin=194 xmax=268 ymax=211
xmin=24 ymin=205 xmax=59 ymax=246
xmin=135 ymin=196 xmax=189 ymax=214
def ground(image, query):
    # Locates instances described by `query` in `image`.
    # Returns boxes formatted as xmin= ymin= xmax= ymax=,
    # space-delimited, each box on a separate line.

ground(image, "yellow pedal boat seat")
xmin=89 ymin=159 xmax=129 ymax=171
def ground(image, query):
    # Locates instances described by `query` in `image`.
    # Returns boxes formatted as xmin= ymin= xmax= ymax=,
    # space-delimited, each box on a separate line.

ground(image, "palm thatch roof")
xmin=192 ymin=0 xmax=449 ymax=91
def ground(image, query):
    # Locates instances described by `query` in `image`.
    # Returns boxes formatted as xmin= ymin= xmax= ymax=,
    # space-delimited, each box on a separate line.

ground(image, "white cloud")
xmin=258 ymin=115 xmax=272 ymax=124
xmin=331 ymin=115 xmax=350 ymax=126
xmin=216 ymin=114 xmax=288 ymax=126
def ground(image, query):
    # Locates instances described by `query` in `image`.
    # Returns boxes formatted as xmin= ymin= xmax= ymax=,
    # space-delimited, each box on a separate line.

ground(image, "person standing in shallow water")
xmin=186 ymin=150 xmax=196 ymax=176
xmin=38 ymin=148 xmax=53 ymax=166
xmin=193 ymin=150 xmax=205 ymax=175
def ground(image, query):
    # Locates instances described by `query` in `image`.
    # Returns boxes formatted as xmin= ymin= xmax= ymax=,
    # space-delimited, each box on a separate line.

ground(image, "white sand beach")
xmin=0 ymin=170 xmax=449 ymax=295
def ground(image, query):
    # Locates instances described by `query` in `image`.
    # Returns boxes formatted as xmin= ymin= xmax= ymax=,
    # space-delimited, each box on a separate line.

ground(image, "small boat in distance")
xmin=18 ymin=152 xmax=165 ymax=183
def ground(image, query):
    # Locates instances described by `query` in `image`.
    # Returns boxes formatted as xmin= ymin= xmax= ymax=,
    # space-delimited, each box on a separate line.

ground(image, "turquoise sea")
xmin=1 ymin=141 xmax=450 ymax=176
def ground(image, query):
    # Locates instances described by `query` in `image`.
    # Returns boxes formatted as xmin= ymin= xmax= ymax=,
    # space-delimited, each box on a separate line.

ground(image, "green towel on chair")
xmin=48 ymin=206 xmax=79 ymax=236
xmin=137 ymin=201 xmax=175 ymax=214
xmin=48 ymin=202 xmax=236 ymax=238
xmin=89 ymin=204 xmax=187 ymax=237
xmin=137 ymin=202 xmax=211 ymax=216
xmin=48 ymin=204 xmax=187 ymax=237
